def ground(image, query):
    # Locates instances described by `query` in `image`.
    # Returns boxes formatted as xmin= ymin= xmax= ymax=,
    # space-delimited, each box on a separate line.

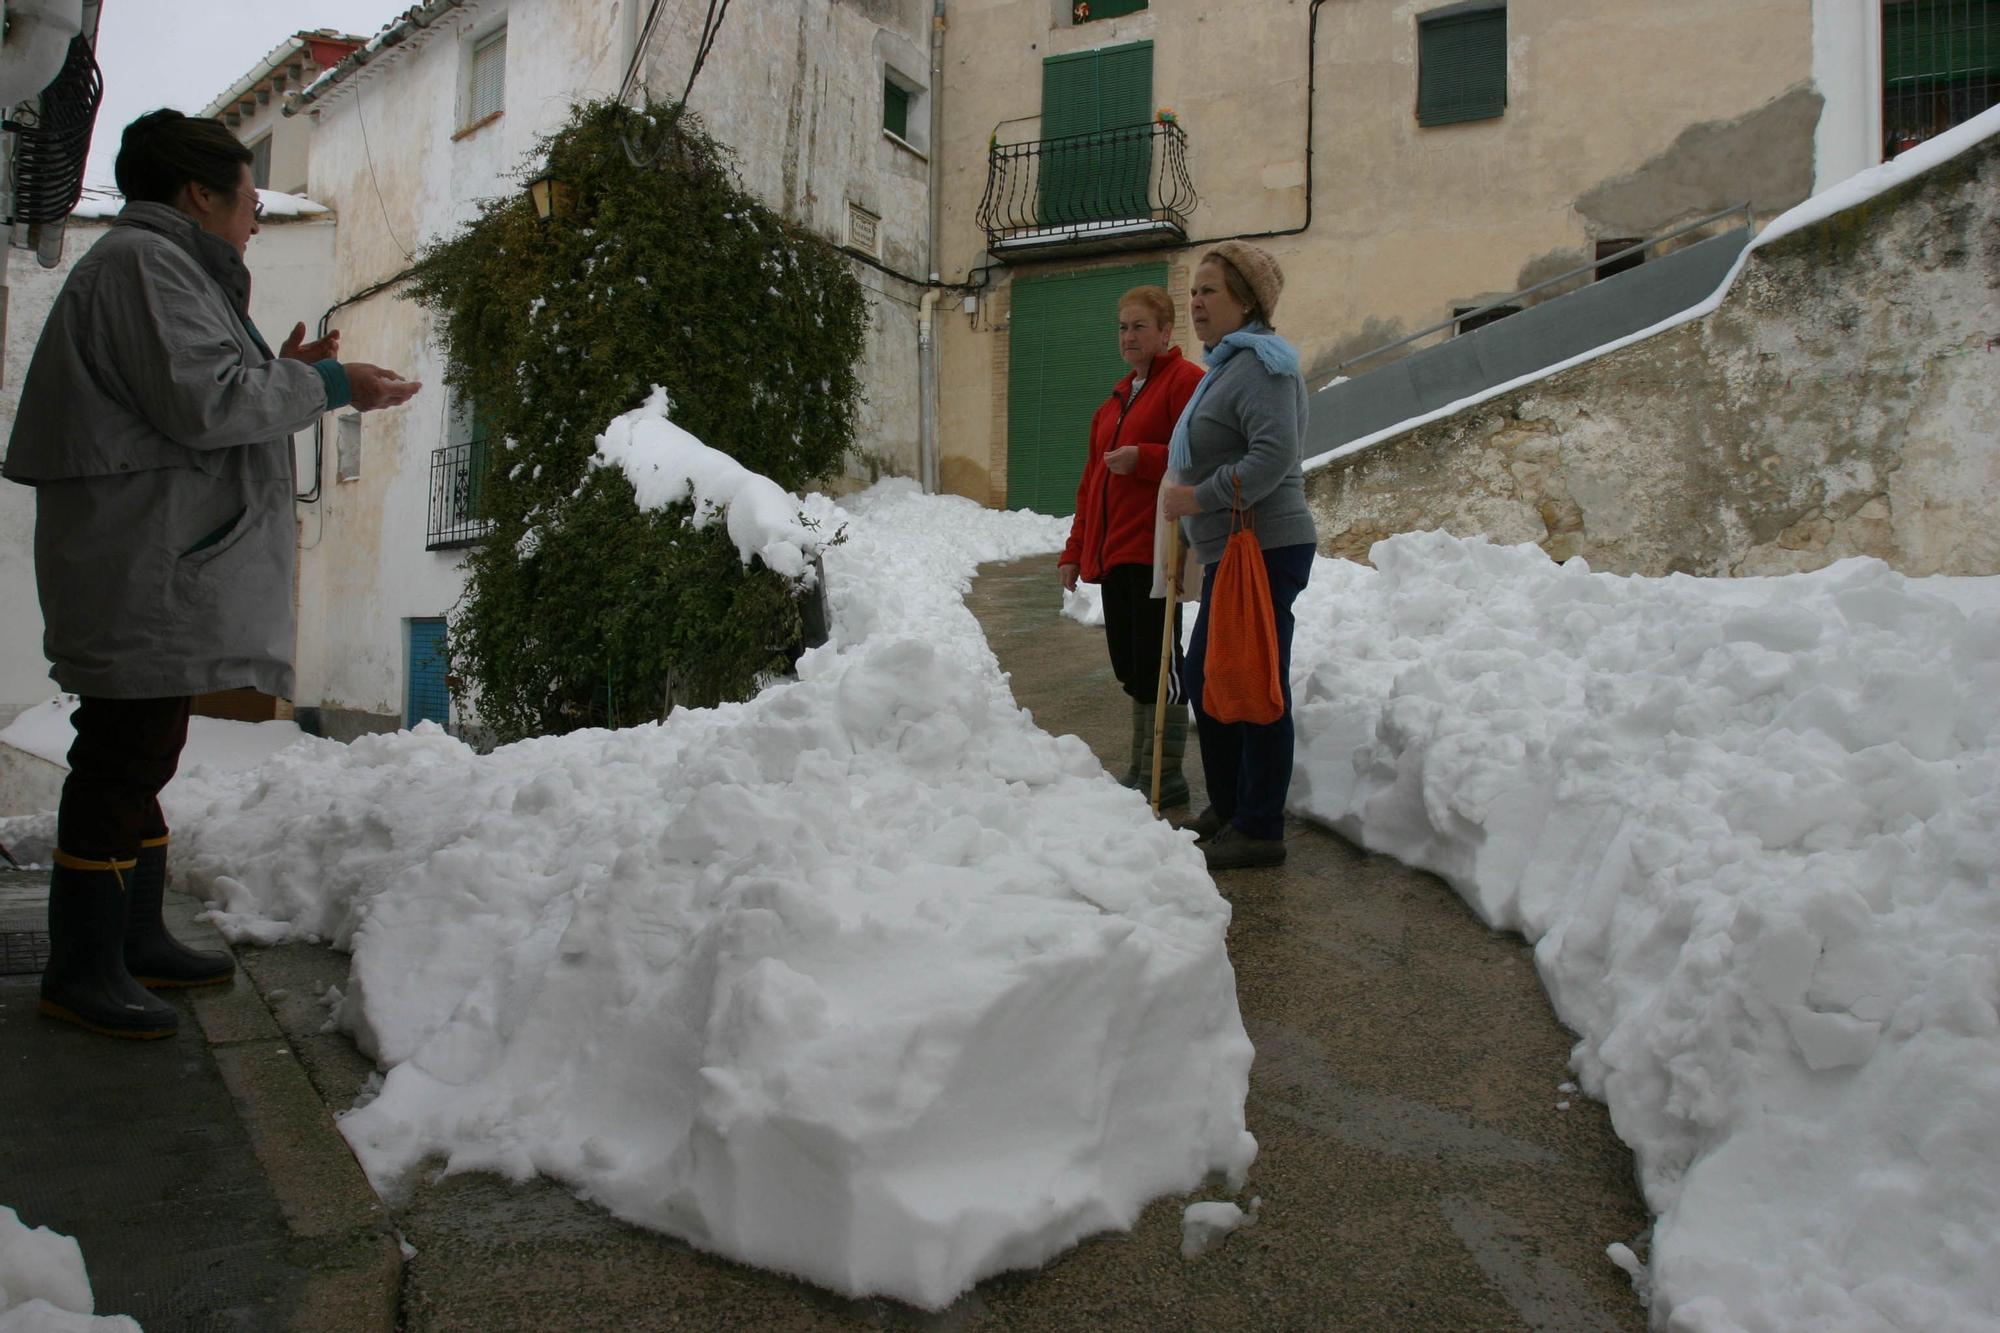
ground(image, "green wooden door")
xmin=1007 ymin=261 xmax=1168 ymax=515
xmin=1039 ymin=42 xmax=1154 ymax=226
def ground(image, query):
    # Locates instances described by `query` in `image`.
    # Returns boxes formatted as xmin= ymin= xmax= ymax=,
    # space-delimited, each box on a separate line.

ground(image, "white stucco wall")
xmin=291 ymin=0 xmax=634 ymax=732
xmin=0 ymin=229 xmax=103 ymax=722
xmin=1813 ymin=0 xmax=1883 ymax=191
xmin=292 ymin=0 xmax=933 ymax=731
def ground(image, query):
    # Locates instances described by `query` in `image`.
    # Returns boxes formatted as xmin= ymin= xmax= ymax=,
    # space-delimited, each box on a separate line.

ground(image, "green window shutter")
xmin=1079 ymin=0 xmax=1148 ymax=20
xmin=884 ymin=80 xmax=911 ymax=139
xmin=1039 ymin=42 xmax=1155 ymax=225
xmin=1418 ymin=5 xmax=1507 ymax=127
xmin=1006 ymin=262 xmax=1168 ymax=515
xmin=1883 ymin=0 xmax=1998 ymax=84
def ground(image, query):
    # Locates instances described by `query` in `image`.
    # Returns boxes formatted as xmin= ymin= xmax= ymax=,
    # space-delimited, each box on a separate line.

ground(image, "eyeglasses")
xmin=242 ymin=189 xmax=265 ymax=222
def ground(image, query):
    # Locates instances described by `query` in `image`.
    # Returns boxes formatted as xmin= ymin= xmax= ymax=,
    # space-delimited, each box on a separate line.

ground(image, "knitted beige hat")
xmin=1203 ymin=241 xmax=1285 ymax=323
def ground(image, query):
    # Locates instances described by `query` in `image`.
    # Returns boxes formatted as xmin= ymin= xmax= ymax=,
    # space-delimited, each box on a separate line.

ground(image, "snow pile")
xmin=169 ymin=479 xmax=1251 ymax=1310
xmin=1180 ymin=1197 xmax=1257 ymax=1259
xmin=590 ymin=387 xmax=828 ymax=581
xmin=0 ymin=1206 xmax=139 ymax=1331
xmin=1290 ymin=531 xmax=2000 ymax=1329
xmin=0 ymin=697 xmax=305 ymax=777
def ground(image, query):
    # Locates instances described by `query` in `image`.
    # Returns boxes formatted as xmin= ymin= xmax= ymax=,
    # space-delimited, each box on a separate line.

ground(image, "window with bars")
xmin=1073 ymin=0 xmax=1147 ymax=23
xmin=1883 ymin=0 xmax=1997 ymax=157
xmin=427 ymin=400 xmax=494 ymax=549
xmin=466 ymin=26 xmax=507 ymax=127
xmin=1418 ymin=2 xmax=1506 ymax=127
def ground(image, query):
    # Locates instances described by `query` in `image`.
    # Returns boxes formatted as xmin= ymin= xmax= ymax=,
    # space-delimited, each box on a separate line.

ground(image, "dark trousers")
xmin=1099 ymin=563 xmax=1184 ymax=705
xmin=57 ymin=696 xmax=192 ymax=861
xmin=1182 ymin=543 xmax=1315 ymax=840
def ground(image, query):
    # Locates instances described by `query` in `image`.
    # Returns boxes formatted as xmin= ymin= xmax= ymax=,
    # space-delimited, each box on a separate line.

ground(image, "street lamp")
xmin=526 ymin=170 xmax=575 ymax=222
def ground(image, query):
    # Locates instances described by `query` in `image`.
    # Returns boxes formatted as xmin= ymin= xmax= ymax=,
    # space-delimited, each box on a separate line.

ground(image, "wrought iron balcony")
xmin=978 ymin=120 xmax=1196 ymax=256
xmin=426 ymin=440 xmax=493 ymax=550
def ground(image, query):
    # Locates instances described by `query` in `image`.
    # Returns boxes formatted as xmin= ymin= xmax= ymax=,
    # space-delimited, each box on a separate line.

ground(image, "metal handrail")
xmin=1323 ymin=202 xmax=1754 ymax=383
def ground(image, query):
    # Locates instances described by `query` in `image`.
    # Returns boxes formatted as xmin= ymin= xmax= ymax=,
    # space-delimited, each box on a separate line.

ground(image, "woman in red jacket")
xmin=1058 ymin=285 xmax=1205 ymax=807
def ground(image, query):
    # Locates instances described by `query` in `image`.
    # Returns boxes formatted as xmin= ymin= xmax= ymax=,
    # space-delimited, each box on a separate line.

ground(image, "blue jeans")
xmin=1182 ymin=542 xmax=1315 ymax=840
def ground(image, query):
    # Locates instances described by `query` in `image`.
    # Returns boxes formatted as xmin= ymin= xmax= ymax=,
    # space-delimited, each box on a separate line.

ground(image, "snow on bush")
xmin=170 ymin=481 xmax=1253 ymax=1310
xmin=1290 ymin=531 xmax=2000 ymax=1330
xmin=591 ymin=387 xmax=824 ymax=582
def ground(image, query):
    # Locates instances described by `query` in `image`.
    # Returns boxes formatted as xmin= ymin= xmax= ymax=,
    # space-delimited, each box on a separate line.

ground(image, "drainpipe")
xmin=918 ymin=289 xmax=940 ymax=492
xmin=918 ymin=0 xmax=947 ymax=494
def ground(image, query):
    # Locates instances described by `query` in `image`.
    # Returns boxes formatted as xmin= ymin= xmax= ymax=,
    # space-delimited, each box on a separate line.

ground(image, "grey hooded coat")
xmin=2 ymin=202 xmax=340 ymax=700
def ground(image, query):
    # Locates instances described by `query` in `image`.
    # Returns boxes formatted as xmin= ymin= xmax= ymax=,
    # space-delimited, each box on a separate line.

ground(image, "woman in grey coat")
xmin=2 ymin=111 xmax=420 ymax=1038
xmin=1161 ymin=242 xmax=1317 ymax=872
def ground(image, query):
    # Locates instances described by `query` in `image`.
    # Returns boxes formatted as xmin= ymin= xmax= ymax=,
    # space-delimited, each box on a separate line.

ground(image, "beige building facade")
xmin=934 ymin=0 xmax=1891 ymax=513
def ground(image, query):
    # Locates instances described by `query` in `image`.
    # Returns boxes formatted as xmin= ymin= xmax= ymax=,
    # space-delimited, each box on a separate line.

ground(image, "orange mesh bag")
xmin=1201 ymin=483 xmax=1284 ymax=725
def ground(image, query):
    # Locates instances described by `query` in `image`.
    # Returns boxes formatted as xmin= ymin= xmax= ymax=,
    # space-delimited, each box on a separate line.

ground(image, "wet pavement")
xmin=0 ymin=867 xmax=396 ymax=1333
xmin=1 ymin=555 xmax=1652 ymax=1330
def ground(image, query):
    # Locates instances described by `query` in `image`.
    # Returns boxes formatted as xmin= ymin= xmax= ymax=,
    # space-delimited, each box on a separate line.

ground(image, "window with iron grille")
xmin=467 ymin=26 xmax=506 ymax=126
xmin=1073 ymin=0 xmax=1147 ymax=23
xmin=1418 ymin=2 xmax=1506 ymax=127
xmin=1883 ymin=0 xmax=1997 ymax=158
xmin=427 ymin=402 xmax=494 ymax=550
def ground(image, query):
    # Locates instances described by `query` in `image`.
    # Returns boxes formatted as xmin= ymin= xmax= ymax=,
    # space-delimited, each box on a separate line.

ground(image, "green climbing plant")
xmin=408 ymin=98 xmax=867 ymax=742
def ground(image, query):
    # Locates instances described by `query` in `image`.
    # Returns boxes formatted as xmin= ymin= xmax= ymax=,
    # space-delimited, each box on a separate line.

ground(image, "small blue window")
xmin=407 ymin=618 xmax=450 ymax=728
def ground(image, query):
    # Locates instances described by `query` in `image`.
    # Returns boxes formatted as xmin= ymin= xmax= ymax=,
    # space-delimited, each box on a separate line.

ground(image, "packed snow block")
xmin=1287 ymin=531 xmax=2000 ymax=1330
xmin=170 ymin=481 xmax=1253 ymax=1310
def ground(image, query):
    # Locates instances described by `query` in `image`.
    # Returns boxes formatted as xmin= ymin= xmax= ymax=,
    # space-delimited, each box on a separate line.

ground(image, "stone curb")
xmin=171 ymin=895 xmax=402 ymax=1332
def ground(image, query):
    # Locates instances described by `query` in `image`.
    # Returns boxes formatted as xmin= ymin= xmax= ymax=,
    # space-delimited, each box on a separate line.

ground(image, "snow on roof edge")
xmin=67 ymin=187 xmax=331 ymax=221
xmin=1302 ymin=103 xmax=2000 ymax=476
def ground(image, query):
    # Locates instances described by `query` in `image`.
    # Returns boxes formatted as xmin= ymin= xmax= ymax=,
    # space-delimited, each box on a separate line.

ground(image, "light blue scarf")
xmin=1165 ymin=322 xmax=1301 ymax=475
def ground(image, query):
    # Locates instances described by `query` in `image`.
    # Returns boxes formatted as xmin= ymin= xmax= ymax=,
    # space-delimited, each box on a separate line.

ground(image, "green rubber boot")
xmin=1117 ymin=697 xmax=1147 ymax=788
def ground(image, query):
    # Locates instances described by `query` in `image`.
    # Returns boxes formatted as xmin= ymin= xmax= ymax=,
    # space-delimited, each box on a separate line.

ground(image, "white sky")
xmin=85 ymin=1 xmax=415 ymax=189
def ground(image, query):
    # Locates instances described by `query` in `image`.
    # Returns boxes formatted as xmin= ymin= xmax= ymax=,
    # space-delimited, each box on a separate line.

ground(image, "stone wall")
xmin=1304 ymin=132 xmax=2000 ymax=577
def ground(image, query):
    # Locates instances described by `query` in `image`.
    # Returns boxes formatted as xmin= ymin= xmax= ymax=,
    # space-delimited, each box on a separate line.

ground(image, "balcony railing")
xmin=978 ymin=120 xmax=1196 ymax=255
xmin=426 ymin=440 xmax=493 ymax=550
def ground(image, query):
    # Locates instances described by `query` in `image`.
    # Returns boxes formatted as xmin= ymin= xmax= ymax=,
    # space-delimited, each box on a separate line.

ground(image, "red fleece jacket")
xmin=1059 ymin=346 xmax=1204 ymax=582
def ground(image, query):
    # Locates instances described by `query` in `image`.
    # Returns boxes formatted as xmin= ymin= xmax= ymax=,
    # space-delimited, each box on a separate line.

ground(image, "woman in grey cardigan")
xmin=1161 ymin=242 xmax=1317 ymax=872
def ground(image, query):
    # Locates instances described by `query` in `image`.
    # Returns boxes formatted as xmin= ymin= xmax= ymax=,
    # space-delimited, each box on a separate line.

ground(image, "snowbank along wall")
xmin=1303 ymin=131 xmax=2000 ymax=577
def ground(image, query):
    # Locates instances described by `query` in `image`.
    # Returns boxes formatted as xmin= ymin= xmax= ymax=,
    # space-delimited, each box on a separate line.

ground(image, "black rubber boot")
xmin=125 ymin=837 xmax=233 ymax=988
xmin=40 ymin=853 xmax=179 ymax=1039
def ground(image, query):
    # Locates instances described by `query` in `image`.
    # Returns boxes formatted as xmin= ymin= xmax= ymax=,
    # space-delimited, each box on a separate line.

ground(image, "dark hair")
xmin=114 ymin=109 xmax=252 ymax=204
